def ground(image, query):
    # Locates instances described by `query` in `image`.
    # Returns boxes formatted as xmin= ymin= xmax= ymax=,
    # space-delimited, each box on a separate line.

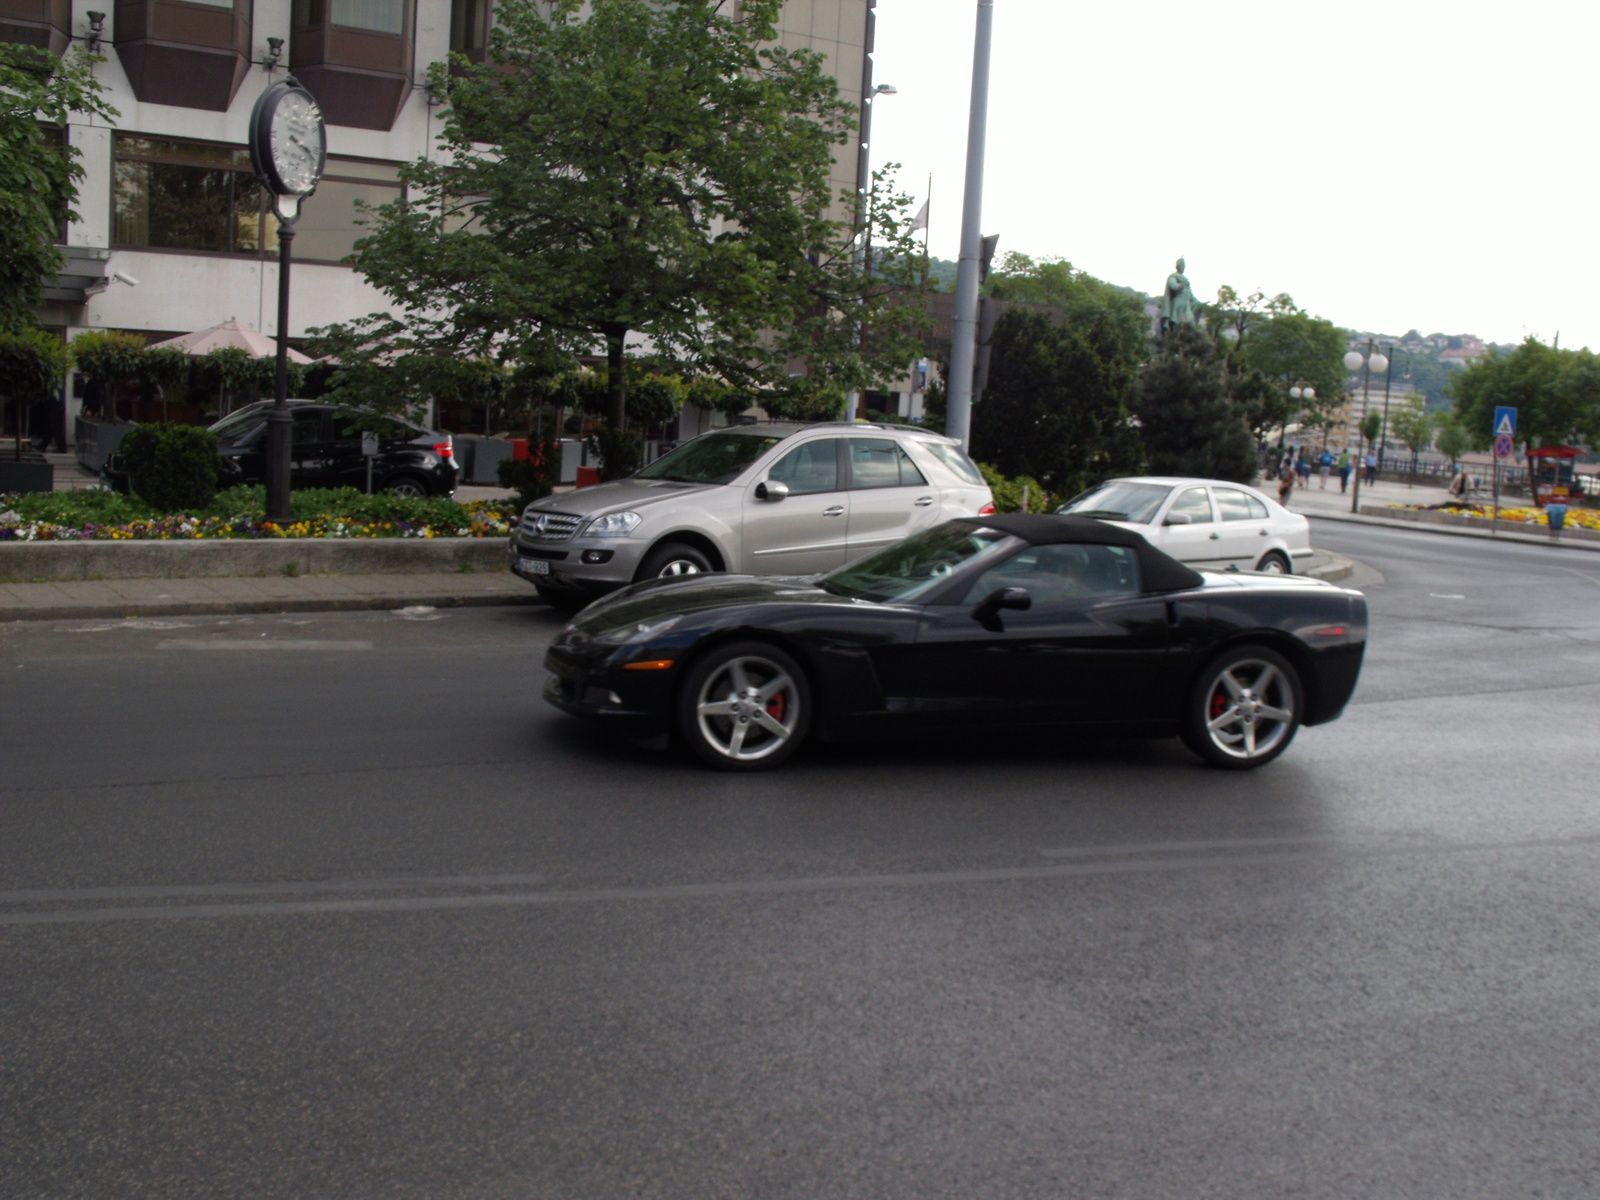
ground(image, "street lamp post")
xmin=1342 ymin=341 xmax=1388 ymax=513
xmin=945 ymin=0 xmax=995 ymax=452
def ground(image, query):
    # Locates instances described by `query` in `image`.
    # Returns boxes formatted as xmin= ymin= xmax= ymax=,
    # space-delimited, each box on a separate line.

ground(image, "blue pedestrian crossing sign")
xmin=1493 ymin=406 xmax=1517 ymax=438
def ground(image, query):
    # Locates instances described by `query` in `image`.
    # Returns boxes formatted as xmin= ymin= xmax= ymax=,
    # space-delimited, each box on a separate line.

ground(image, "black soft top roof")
xmin=954 ymin=513 xmax=1204 ymax=593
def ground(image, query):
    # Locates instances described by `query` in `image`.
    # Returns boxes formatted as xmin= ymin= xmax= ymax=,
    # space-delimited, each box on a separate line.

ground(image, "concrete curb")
xmin=1301 ymin=552 xmax=1354 ymax=583
xmin=0 ymin=589 xmax=543 ymax=623
xmin=0 ymin=536 xmax=510 ymax=583
xmin=1303 ymin=509 xmax=1600 ymax=553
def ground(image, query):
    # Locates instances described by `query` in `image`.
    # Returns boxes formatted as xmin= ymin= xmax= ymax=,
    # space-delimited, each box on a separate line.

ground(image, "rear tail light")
xmin=433 ymin=438 xmax=453 ymax=458
xmin=977 ymin=502 xmax=996 ymax=515
xmin=1314 ymin=626 xmax=1347 ymax=638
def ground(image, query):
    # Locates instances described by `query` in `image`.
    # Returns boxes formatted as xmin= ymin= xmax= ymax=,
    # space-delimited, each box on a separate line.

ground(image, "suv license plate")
xmin=519 ymin=557 xmax=550 ymax=576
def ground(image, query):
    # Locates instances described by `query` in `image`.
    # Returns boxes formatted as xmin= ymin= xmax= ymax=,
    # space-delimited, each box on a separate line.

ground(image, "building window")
xmin=449 ymin=0 xmax=489 ymax=55
xmin=330 ymin=0 xmax=403 ymax=32
xmin=282 ymin=158 xmax=403 ymax=263
xmin=113 ymin=134 xmax=400 ymax=263
xmin=113 ymin=136 xmax=265 ymax=254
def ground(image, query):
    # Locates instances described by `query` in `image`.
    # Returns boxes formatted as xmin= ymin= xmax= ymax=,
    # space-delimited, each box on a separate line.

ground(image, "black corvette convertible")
xmin=543 ymin=514 xmax=1367 ymax=771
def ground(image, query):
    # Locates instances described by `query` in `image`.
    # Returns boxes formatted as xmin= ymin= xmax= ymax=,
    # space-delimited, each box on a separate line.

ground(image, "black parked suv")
xmin=105 ymin=401 xmax=460 ymax=498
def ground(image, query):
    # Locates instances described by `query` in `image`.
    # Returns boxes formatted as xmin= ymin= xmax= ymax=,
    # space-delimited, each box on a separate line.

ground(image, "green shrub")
xmin=586 ymin=424 xmax=643 ymax=481
xmin=497 ymin=443 xmax=560 ymax=514
xmin=119 ymin=424 xmax=220 ymax=511
xmin=977 ymin=462 xmax=1052 ymax=514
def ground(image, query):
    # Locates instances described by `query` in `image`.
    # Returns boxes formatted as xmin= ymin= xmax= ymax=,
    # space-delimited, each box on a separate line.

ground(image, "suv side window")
xmin=766 ymin=438 xmax=840 ymax=495
xmin=1168 ymin=487 xmax=1213 ymax=523
xmin=291 ymin=410 xmax=325 ymax=446
xmin=849 ymin=438 xmax=927 ymax=489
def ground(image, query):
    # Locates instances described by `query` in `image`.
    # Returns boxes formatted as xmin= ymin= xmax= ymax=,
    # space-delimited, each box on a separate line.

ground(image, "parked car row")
xmin=103 ymin=401 xmax=461 ymax=498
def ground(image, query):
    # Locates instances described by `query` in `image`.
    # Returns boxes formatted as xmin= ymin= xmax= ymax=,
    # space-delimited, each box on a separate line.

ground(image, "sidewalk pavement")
xmin=0 ymin=570 xmax=540 ymax=622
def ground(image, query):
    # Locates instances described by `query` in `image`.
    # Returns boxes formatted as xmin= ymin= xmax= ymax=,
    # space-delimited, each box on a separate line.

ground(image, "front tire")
xmin=1255 ymin=550 xmax=1291 ymax=575
xmin=1180 ymin=644 xmax=1302 ymax=770
xmin=677 ymin=641 xmax=811 ymax=771
xmin=637 ymin=541 xmax=714 ymax=581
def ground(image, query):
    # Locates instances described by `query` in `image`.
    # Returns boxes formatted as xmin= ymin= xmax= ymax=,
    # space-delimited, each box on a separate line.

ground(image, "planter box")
xmin=0 ymin=455 xmax=54 ymax=495
xmin=1361 ymin=504 xmax=1600 ymax=543
xmin=0 ymin=535 xmax=511 ymax=582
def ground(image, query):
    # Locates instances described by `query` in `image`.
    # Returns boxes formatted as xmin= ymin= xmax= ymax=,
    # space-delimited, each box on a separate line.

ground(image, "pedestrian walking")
xmin=1318 ymin=448 xmax=1333 ymax=489
xmin=1297 ymin=450 xmax=1312 ymax=488
xmin=1277 ymin=460 xmax=1295 ymax=507
xmin=1337 ymin=449 xmax=1351 ymax=493
xmin=1364 ymin=450 xmax=1378 ymax=486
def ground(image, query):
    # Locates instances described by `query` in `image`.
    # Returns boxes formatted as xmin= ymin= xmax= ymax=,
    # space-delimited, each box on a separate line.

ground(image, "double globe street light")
xmin=1343 ymin=342 xmax=1391 ymax=514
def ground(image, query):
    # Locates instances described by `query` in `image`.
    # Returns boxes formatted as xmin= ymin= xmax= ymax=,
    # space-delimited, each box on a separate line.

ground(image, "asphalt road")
xmin=3 ymin=524 xmax=1598 ymax=1199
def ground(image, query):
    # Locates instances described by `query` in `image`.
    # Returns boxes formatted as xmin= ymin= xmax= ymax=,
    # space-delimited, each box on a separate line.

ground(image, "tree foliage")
xmin=1389 ymin=395 xmax=1438 ymax=472
xmin=329 ymin=0 xmax=917 ymax=430
xmin=971 ymin=308 xmax=1144 ymax=498
xmin=985 ymin=254 xmax=1151 ymax=369
xmin=1449 ymin=337 xmax=1600 ymax=450
xmin=0 ymin=328 xmax=71 ymax=404
xmin=1236 ymin=307 xmax=1348 ymax=440
xmin=119 ymin=424 xmax=220 ymax=510
xmin=0 ymin=45 xmax=117 ymax=332
xmin=1130 ymin=326 xmax=1257 ymax=483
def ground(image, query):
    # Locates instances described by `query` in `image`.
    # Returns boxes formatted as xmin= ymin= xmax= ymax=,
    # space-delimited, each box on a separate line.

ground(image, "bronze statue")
xmin=1159 ymin=258 xmax=1199 ymax=333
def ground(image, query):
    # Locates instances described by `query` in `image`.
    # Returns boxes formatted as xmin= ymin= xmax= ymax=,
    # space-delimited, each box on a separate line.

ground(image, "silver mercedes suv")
xmin=508 ymin=423 xmax=994 ymax=607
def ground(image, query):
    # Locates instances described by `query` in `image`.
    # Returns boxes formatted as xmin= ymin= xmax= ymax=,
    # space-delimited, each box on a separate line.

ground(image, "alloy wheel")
xmin=694 ymin=655 xmax=800 ymax=762
xmin=1203 ymin=658 xmax=1295 ymax=761
xmin=658 ymin=559 xmax=702 ymax=577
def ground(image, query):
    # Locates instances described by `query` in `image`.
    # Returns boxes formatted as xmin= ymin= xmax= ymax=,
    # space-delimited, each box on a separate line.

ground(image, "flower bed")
xmin=0 ymin=486 xmax=516 ymax=542
xmin=1392 ymin=503 xmax=1600 ymax=532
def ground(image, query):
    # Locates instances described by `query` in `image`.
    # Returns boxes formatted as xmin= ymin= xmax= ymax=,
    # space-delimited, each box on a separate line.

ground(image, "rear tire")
xmin=1180 ymin=644 xmax=1302 ymax=770
xmin=677 ymin=641 xmax=811 ymax=771
xmin=638 ymin=541 xmax=713 ymax=581
xmin=1255 ymin=550 xmax=1291 ymax=575
xmin=385 ymin=474 xmax=431 ymax=499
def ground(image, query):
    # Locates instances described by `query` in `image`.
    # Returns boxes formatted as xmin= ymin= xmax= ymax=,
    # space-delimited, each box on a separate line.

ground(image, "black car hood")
xmin=570 ymin=574 xmax=846 ymax=633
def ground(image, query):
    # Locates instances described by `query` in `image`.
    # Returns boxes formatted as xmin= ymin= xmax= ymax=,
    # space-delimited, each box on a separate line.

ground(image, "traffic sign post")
xmin=1494 ymin=434 xmax=1514 ymax=459
xmin=1490 ymin=406 xmax=1516 ymax=529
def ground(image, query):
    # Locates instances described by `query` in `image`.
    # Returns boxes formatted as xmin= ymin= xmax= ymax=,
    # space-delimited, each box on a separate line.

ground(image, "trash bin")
xmin=1547 ymin=503 xmax=1567 ymax=532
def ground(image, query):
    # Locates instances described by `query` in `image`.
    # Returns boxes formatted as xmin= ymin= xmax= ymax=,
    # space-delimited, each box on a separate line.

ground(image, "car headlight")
xmin=585 ymin=511 xmax=642 ymax=538
xmin=594 ymin=615 xmax=682 ymax=645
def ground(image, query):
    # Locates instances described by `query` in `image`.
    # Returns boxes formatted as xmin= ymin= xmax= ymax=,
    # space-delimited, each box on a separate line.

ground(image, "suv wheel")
xmin=638 ymin=541 xmax=713 ymax=581
xmin=386 ymin=475 xmax=431 ymax=499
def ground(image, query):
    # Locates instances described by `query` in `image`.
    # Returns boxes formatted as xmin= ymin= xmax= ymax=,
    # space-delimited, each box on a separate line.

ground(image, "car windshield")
xmin=822 ymin=523 xmax=1013 ymax=603
xmin=208 ymin=402 xmax=273 ymax=441
xmin=1059 ymin=480 xmax=1173 ymax=524
xmin=635 ymin=432 xmax=784 ymax=485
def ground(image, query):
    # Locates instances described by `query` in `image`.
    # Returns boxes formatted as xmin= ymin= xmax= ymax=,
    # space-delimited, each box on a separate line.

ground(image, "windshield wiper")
xmin=1069 ymin=508 xmax=1130 ymax=519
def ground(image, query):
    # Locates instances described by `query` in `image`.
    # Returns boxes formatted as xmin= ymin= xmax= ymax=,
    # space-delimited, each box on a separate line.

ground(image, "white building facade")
xmin=13 ymin=0 xmax=874 ymax=436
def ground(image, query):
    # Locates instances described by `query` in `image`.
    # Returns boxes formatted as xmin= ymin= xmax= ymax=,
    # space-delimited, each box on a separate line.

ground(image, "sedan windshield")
xmin=822 ymin=523 xmax=1012 ymax=603
xmin=636 ymin=432 xmax=784 ymax=485
xmin=1059 ymin=480 xmax=1173 ymax=524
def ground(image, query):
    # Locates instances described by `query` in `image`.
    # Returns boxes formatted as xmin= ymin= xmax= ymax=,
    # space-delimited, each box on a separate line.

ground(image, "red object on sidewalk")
xmin=575 ymin=466 xmax=602 ymax=489
xmin=510 ymin=439 xmax=529 ymax=461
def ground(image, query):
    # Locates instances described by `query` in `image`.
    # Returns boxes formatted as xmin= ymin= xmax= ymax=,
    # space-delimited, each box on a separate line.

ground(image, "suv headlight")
xmin=594 ymin=615 xmax=681 ymax=645
xmin=586 ymin=511 xmax=642 ymax=538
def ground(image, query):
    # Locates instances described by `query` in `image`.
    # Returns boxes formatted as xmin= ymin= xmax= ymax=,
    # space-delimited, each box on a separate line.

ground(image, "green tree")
xmin=1434 ymin=415 xmax=1469 ymax=468
xmin=0 ymin=45 xmax=117 ymax=332
xmin=1131 ymin=325 xmax=1257 ymax=483
xmin=985 ymin=254 xmax=1151 ymax=369
xmin=1389 ymin=395 xmax=1437 ymax=479
xmin=1450 ymin=337 xmax=1598 ymax=450
xmin=972 ymin=308 xmax=1144 ymax=498
xmin=70 ymin=329 xmax=147 ymax=418
xmin=1237 ymin=310 xmax=1347 ymax=440
xmin=334 ymin=0 xmax=894 ymax=432
xmin=0 ymin=328 xmax=70 ymax=457
xmin=1359 ymin=410 xmax=1383 ymax=456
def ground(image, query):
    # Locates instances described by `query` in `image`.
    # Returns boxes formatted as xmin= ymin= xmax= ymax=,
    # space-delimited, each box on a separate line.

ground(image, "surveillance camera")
xmin=112 ymin=270 xmax=139 ymax=287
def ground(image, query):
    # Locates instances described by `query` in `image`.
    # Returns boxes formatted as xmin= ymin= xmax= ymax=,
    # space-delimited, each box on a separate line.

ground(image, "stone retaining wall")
xmin=0 ymin=537 xmax=510 ymax=582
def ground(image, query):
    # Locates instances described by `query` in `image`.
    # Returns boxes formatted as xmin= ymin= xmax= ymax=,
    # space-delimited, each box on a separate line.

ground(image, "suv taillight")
xmin=433 ymin=438 xmax=453 ymax=458
xmin=977 ymin=502 xmax=996 ymax=515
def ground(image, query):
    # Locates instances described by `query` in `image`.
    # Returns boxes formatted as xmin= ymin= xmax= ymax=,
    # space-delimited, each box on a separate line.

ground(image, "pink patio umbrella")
xmin=150 ymin=320 xmax=314 ymax=416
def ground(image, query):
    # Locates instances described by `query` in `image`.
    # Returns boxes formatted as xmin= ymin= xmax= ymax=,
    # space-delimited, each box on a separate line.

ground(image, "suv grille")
xmin=519 ymin=510 xmax=584 ymax=543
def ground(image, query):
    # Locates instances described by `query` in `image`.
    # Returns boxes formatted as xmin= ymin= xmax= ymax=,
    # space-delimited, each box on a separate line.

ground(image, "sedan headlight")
xmin=585 ymin=511 xmax=642 ymax=538
xmin=594 ymin=615 xmax=682 ymax=645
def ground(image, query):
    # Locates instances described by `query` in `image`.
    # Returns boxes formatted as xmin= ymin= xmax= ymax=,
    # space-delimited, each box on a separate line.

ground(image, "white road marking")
xmin=156 ymin=639 xmax=373 ymax=651
xmin=1429 ymin=593 xmax=1466 ymax=599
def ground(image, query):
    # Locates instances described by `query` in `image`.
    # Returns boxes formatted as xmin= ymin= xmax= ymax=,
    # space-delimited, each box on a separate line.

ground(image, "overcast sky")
xmin=868 ymin=0 xmax=1597 ymax=348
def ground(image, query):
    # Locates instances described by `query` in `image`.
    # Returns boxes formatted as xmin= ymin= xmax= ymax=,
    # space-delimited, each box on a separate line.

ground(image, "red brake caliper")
xmin=766 ymin=691 xmax=787 ymax=723
xmin=1210 ymin=690 xmax=1228 ymax=719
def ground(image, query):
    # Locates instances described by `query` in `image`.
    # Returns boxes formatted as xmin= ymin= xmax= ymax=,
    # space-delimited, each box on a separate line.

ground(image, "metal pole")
xmin=944 ymin=0 xmax=993 ymax=452
xmin=265 ymin=220 xmax=296 ymax=525
xmin=1350 ymin=339 xmax=1372 ymax=514
xmin=1378 ymin=344 xmax=1395 ymax=469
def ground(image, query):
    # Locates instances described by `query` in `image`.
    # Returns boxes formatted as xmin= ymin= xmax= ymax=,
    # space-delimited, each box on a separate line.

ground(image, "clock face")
xmin=268 ymin=90 xmax=325 ymax=195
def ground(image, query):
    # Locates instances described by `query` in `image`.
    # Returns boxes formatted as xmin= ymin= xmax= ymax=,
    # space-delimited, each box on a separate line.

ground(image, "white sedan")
xmin=1057 ymin=476 xmax=1312 ymax=574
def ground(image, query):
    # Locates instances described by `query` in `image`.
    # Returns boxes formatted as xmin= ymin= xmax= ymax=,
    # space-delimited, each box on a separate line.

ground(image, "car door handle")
xmin=1259 ymin=528 xmax=1269 ymax=536
xmin=914 ymin=496 xmax=934 ymax=506
xmin=1209 ymin=532 xmax=1219 ymax=540
xmin=823 ymin=506 xmax=845 ymax=516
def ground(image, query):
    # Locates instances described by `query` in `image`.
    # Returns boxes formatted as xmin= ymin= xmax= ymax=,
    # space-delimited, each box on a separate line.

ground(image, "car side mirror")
xmin=755 ymin=480 xmax=789 ymax=501
xmin=971 ymin=586 xmax=1031 ymax=632
xmin=1163 ymin=512 xmax=1192 ymax=526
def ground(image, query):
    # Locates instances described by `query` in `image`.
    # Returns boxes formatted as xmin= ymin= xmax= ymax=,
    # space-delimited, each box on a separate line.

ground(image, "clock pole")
xmin=265 ymin=212 xmax=297 ymax=525
xmin=248 ymin=77 xmax=325 ymax=528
